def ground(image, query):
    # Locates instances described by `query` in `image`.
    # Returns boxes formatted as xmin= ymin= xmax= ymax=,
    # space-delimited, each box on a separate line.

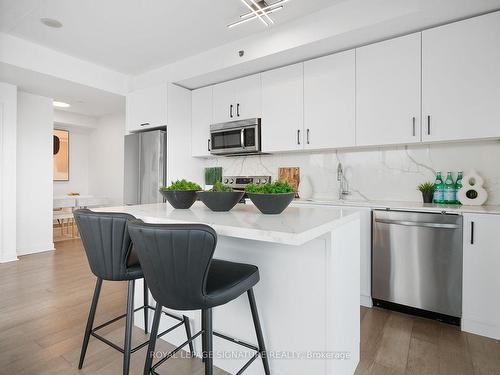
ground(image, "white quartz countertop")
xmin=95 ymin=202 xmax=360 ymax=246
xmin=292 ymin=199 xmax=500 ymax=215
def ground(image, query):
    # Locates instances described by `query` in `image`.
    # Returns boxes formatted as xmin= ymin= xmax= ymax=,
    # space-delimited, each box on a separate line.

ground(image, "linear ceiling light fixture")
xmin=228 ymin=0 xmax=290 ymax=29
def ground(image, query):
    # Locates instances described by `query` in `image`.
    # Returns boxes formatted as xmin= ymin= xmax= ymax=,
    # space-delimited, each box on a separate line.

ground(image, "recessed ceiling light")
xmin=40 ymin=18 xmax=63 ymax=28
xmin=53 ymin=101 xmax=70 ymax=108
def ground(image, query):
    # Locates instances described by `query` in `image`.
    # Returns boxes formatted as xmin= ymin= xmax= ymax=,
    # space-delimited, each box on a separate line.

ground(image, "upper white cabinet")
xmin=126 ymin=84 xmax=167 ymax=133
xmin=462 ymin=213 xmax=500 ymax=340
xmin=213 ymin=74 xmax=261 ymax=123
xmin=422 ymin=12 xmax=500 ymax=142
xmin=261 ymin=63 xmax=304 ymax=153
xmin=304 ymin=50 xmax=356 ymax=150
xmin=356 ymin=33 xmax=422 ymax=146
xmin=191 ymin=86 xmax=213 ymax=157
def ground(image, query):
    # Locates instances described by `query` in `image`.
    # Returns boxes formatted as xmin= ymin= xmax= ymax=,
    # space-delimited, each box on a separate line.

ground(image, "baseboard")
xmin=360 ymin=295 xmax=373 ymax=308
xmin=16 ymin=243 xmax=55 ymax=256
xmin=462 ymin=318 xmax=500 ymax=340
xmin=0 ymin=256 xmax=19 ymax=263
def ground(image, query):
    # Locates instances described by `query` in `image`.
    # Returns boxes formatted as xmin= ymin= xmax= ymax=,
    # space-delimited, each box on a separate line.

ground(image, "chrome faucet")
xmin=337 ymin=163 xmax=350 ymax=200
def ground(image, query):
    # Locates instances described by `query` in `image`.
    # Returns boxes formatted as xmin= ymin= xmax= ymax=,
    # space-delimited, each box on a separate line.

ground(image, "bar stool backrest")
xmin=128 ymin=220 xmax=218 ymax=311
xmin=74 ymin=209 xmax=136 ymax=281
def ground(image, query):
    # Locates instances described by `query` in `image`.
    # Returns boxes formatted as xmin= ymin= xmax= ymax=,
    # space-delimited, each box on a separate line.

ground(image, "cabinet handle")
xmin=240 ymin=129 xmax=245 ymax=148
xmin=427 ymin=115 xmax=431 ymax=135
xmin=470 ymin=221 xmax=475 ymax=245
xmin=237 ymin=103 xmax=240 ymax=117
xmin=230 ymin=105 xmax=233 ymax=118
xmin=140 ymin=122 xmax=150 ymax=127
xmin=306 ymin=129 xmax=310 ymax=144
xmin=412 ymin=117 xmax=416 ymax=136
xmin=297 ymin=129 xmax=301 ymax=145
xmin=207 ymin=139 xmax=211 ymax=152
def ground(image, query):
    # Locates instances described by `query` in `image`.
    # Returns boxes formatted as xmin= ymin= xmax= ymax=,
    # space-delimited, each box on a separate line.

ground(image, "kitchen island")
xmin=96 ymin=202 xmax=361 ymax=375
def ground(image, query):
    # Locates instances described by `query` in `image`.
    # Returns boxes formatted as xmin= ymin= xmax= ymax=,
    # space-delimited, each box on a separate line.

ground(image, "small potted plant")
xmin=245 ymin=181 xmax=296 ymax=214
xmin=197 ymin=182 xmax=245 ymax=212
xmin=417 ymin=182 xmax=436 ymax=204
xmin=160 ymin=179 xmax=202 ymax=209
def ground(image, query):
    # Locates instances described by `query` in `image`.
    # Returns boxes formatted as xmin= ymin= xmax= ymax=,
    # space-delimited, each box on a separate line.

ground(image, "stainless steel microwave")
xmin=209 ymin=118 xmax=261 ymax=156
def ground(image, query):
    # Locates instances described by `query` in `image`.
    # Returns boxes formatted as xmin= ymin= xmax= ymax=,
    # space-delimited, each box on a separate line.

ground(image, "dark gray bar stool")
xmin=128 ymin=220 xmax=271 ymax=375
xmin=74 ymin=209 xmax=194 ymax=375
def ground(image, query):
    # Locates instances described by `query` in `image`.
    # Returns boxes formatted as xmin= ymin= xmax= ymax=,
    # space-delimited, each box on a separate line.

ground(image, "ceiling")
xmin=0 ymin=62 xmax=125 ymax=117
xmin=0 ymin=0 xmax=339 ymax=75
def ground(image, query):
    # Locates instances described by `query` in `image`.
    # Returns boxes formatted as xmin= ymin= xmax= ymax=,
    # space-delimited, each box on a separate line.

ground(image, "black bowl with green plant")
xmin=245 ymin=181 xmax=296 ymax=214
xmin=417 ymin=181 xmax=436 ymax=204
xmin=160 ymin=180 xmax=202 ymax=209
xmin=197 ymin=182 xmax=244 ymax=212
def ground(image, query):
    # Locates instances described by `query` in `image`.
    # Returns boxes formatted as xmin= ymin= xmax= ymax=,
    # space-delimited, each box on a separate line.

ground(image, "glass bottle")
xmin=444 ymin=172 xmax=455 ymax=204
xmin=433 ymin=172 xmax=444 ymax=204
xmin=455 ymin=171 xmax=463 ymax=204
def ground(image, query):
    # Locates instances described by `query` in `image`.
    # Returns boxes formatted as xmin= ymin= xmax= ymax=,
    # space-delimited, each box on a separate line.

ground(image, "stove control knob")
xmin=229 ymin=179 xmax=234 ymax=184
xmin=223 ymin=178 xmax=229 ymax=184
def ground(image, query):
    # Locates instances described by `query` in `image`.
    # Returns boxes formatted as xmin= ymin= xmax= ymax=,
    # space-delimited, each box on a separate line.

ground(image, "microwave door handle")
xmin=240 ymin=129 xmax=245 ymax=149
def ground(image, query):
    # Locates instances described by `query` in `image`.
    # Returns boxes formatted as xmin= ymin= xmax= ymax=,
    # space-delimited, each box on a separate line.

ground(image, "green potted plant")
xmin=160 ymin=179 xmax=201 ymax=209
xmin=417 ymin=181 xmax=436 ymax=204
xmin=245 ymin=181 xmax=296 ymax=214
xmin=197 ymin=182 xmax=245 ymax=212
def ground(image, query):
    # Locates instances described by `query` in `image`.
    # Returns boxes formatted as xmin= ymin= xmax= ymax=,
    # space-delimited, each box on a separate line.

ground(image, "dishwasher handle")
xmin=375 ymin=218 xmax=461 ymax=229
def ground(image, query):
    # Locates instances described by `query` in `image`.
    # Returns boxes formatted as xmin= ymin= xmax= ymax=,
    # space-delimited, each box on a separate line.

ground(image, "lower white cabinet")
xmin=191 ymin=86 xmax=212 ymax=157
xmin=462 ymin=213 xmax=500 ymax=340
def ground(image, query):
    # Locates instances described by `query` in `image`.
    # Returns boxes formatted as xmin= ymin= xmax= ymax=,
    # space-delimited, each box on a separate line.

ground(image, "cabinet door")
xmin=126 ymin=84 xmax=167 ymax=132
xmin=191 ymin=86 xmax=212 ymax=157
xmin=213 ymin=80 xmax=234 ymax=123
xmin=356 ymin=33 xmax=421 ymax=146
xmin=422 ymin=12 xmax=500 ymax=142
xmin=234 ymin=74 xmax=262 ymax=120
xmin=463 ymin=213 xmax=500 ymax=340
xmin=304 ymin=50 xmax=356 ymax=150
xmin=261 ymin=64 xmax=303 ymax=152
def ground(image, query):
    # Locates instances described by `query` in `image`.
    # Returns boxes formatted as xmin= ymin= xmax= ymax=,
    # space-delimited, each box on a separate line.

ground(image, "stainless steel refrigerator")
xmin=124 ymin=130 xmax=167 ymax=205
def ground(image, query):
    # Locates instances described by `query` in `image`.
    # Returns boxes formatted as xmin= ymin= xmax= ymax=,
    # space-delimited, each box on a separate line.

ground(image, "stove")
xmin=223 ymin=175 xmax=271 ymax=192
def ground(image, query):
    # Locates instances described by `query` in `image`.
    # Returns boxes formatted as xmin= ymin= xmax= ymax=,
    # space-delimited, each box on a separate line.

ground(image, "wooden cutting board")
xmin=278 ymin=167 xmax=300 ymax=198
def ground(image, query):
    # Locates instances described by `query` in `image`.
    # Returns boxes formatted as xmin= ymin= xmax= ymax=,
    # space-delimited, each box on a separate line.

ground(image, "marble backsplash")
xmin=204 ymin=140 xmax=500 ymax=205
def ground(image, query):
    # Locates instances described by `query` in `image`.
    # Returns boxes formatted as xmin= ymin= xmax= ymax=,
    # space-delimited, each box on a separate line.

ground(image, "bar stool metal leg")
xmin=143 ymin=280 xmax=149 ymax=334
xmin=144 ymin=303 xmax=162 ymax=375
xmin=248 ymin=288 xmax=271 ymax=375
xmin=123 ymin=280 xmax=135 ymax=375
xmin=203 ymin=308 xmax=214 ymax=375
xmin=78 ymin=277 xmax=103 ymax=369
xmin=201 ymin=310 xmax=207 ymax=363
xmin=183 ymin=315 xmax=195 ymax=357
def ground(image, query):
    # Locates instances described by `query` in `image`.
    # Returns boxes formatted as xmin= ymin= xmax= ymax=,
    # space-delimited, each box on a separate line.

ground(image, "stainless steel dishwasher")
xmin=372 ymin=210 xmax=463 ymax=324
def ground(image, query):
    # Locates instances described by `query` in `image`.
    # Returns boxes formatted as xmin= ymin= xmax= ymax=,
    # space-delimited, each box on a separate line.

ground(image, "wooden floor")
xmin=0 ymin=240 xmax=499 ymax=375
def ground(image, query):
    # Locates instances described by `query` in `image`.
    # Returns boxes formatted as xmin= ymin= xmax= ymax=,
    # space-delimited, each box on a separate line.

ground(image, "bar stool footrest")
xmin=90 ymin=305 xmax=187 ymax=355
xmin=150 ymin=329 xmax=263 ymax=375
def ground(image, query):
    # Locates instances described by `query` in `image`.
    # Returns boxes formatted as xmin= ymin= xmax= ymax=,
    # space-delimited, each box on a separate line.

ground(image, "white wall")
xmin=0 ymin=82 xmax=17 ymax=262
xmin=167 ymin=84 xmax=204 ymax=185
xmin=88 ymin=113 xmax=126 ymax=205
xmin=207 ymin=141 xmax=500 ymax=205
xmin=54 ymin=110 xmax=97 ymax=129
xmin=17 ymin=92 xmax=54 ymax=255
xmin=0 ymin=33 xmax=129 ymax=95
xmin=53 ymin=126 xmax=90 ymax=197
